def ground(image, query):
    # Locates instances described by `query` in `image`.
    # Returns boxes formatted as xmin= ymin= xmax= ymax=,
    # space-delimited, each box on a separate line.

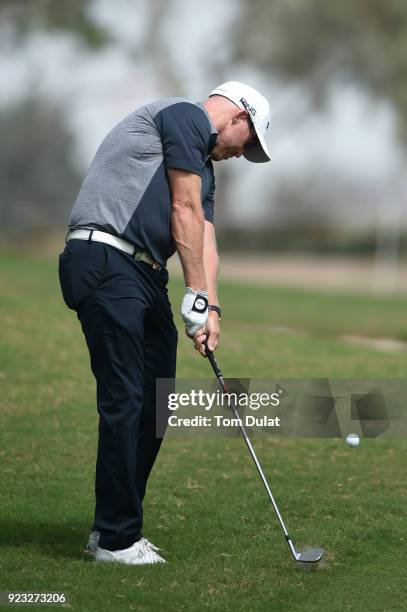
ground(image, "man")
xmin=58 ymin=81 xmax=271 ymax=565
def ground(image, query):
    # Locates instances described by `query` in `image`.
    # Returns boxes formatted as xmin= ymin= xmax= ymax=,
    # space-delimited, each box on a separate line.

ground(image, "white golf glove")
xmin=181 ymin=287 xmax=209 ymax=337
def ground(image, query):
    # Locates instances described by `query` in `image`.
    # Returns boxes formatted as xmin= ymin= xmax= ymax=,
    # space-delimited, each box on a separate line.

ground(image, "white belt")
xmin=66 ymin=229 xmax=163 ymax=269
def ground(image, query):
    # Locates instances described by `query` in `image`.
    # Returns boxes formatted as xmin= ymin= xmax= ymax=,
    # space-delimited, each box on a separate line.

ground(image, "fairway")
xmin=0 ymin=252 xmax=406 ymax=611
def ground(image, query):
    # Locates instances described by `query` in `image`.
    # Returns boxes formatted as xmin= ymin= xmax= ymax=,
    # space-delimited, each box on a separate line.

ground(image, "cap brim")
xmin=244 ymin=127 xmax=271 ymax=163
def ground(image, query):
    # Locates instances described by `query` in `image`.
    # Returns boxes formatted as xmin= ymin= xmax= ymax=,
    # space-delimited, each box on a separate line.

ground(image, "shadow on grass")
xmin=0 ymin=520 xmax=92 ymax=560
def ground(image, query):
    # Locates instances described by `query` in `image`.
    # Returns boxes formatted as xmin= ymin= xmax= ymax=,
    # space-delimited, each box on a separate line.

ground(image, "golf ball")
xmin=346 ymin=433 xmax=360 ymax=447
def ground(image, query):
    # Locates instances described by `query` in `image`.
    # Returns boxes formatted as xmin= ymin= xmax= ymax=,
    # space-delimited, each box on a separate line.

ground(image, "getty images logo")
xmin=240 ymin=97 xmax=257 ymax=117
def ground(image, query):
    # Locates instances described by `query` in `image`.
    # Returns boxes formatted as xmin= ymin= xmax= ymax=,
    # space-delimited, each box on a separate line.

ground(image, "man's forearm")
xmin=171 ymin=201 xmax=206 ymax=290
xmin=203 ymin=221 xmax=219 ymax=305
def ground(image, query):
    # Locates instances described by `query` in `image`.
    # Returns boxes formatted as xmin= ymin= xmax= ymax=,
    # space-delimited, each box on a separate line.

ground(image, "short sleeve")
xmin=154 ymin=102 xmax=211 ymax=176
xmin=202 ymin=165 xmax=215 ymax=224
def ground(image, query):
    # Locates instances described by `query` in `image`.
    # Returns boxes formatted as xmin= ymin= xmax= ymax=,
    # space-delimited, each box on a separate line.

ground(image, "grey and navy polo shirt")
xmin=69 ymin=98 xmax=218 ymax=266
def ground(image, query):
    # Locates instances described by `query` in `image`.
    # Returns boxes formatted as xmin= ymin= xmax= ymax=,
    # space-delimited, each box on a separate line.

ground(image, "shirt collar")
xmin=196 ymin=102 xmax=218 ymax=154
xmin=196 ymin=102 xmax=218 ymax=137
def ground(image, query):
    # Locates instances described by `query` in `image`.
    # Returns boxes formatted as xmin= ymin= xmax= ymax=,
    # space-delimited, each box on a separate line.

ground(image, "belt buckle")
xmin=134 ymin=248 xmax=161 ymax=270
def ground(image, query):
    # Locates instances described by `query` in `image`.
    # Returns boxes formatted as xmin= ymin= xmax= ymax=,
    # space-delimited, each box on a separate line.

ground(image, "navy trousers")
xmin=58 ymin=239 xmax=178 ymax=551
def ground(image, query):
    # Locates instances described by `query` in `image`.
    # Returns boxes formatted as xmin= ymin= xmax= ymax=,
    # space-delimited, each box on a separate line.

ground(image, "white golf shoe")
xmin=85 ymin=530 xmax=161 ymax=557
xmin=95 ymin=538 xmax=166 ymax=565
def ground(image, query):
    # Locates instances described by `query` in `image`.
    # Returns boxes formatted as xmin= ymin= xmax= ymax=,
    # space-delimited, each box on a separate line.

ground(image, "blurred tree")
xmin=0 ymin=0 xmax=182 ymax=95
xmin=0 ymin=97 xmax=82 ymax=234
xmin=141 ymin=0 xmax=183 ymax=96
xmin=233 ymin=0 xmax=407 ymax=141
xmin=0 ymin=0 xmax=110 ymax=48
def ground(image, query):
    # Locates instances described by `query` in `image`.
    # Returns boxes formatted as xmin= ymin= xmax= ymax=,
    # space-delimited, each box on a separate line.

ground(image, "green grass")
xmin=0 ymin=251 xmax=406 ymax=611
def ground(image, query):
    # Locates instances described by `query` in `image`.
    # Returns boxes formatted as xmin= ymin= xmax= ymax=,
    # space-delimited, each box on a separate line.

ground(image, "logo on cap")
xmin=240 ymin=97 xmax=257 ymax=117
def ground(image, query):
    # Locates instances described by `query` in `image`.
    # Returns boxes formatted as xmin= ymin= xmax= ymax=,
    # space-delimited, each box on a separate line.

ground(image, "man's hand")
xmin=181 ymin=287 xmax=209 ymax=337
xmin=191 ymin=311 xmax=221 ymax=357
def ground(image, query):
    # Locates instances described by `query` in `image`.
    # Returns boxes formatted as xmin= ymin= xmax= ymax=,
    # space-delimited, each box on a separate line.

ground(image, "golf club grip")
xmin=204 ymin=343 xmax=223 ymax=379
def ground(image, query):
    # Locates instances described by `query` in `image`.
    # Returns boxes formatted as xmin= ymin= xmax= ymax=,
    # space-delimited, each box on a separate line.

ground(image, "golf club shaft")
xmin=205 ymin=348 xmax=298 ymax=558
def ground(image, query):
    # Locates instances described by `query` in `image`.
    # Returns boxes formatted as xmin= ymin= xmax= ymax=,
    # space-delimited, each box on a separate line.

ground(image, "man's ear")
xmin=232 ymin=109 xmax=249 ymax=124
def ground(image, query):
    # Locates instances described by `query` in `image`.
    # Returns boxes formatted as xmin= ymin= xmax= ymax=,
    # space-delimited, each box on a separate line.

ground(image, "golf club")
xmin=205 ymin=344 xmax=324 ymax=564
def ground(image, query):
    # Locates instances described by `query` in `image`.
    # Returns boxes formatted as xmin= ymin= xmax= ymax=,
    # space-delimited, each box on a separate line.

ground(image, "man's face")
xmin=210 ymin=112 xmax=258 ymax=162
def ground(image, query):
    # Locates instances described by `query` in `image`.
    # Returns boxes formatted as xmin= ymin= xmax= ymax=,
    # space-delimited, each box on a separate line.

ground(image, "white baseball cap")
xmin=209 ymin=81 xmax=271 ymax=163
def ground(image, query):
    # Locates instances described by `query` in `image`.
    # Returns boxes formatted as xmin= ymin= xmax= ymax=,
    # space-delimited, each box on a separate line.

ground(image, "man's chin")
xmin=210 ymin=152 xmax=231 ymax=162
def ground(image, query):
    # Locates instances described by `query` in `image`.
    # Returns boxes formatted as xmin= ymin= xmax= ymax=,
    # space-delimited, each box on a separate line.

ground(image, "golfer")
xmin=58 ymin=81 xmax=271 ymax=565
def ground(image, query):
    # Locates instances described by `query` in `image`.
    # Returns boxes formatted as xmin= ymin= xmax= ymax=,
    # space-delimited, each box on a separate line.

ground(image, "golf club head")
xmin=296 ymin=548 xmax=324 ymax=563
